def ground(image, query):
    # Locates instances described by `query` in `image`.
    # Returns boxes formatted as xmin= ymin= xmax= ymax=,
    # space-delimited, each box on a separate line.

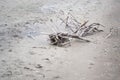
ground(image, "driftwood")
xmin=49 ymin=33 xmax=90 ymax=46
xmin=48 ymin=14 xmax=104 ymax=46
xmin=60 ymin=14 xmax=104 ymax=37
xmin=79 ymin=23 xmax=104 ymax=37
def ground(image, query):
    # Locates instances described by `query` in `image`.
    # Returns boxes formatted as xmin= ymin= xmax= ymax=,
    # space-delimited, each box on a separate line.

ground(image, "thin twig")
xmin=74 ymin=20 xmax=89 ymax=33
xmin=105 ymin=28 xmax=113 ymax=39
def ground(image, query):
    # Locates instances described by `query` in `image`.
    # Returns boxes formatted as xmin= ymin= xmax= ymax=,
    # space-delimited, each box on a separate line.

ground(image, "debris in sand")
xmin=39 ymin=13 xmax=104 ymax=46
xmin=29 ymin=51 xmax=36 ymax=55
xmin=0 ymin=49 xmax=4 ymax=51
xmin=52 ymin=75 xmax=61 ymax=80
xmin=42 ymin=58 xmax=52 ymax=64
xmin=105 ymin=28 xmax=114 ymax=39
xmin=60 ymin=14 xmax=104 ymax=37
xmin=39 ymin=47 xmax=47 ymax=49
xmin=8 ymin=49 xmax=12 ymax=52
xmin=49 ymin=33 xmax=70 ymax=46
xmin=13 ymin=34 xmax=19 ymax=38
xmin=43 ymin=58 xmax=50 ymax=61
xmin=1 ymin=71 xmax=12 ymax=77
xmin=35 ymin=64 xmax=43 ymax=69
xmin=32 ymin=46 xmax=47 ymax=49
xmin=0 ymin=23 xmax=8 ymax=27
xmin=89 ymin=63 xmax=94 ymax=65
xmin=24 ymin=67 xmax=31 ymax=70
xmin=1 ymin=60 xmax=6 ymax=62
xmin=49 ymin=33 xmax=90 ymax=46
xmin=24 ymin=67 xmax=33 ymax=71
xmin=78 ymin=23 xmax=104 ymax=37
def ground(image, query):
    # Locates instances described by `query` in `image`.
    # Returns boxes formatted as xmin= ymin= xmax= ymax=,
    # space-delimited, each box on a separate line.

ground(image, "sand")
xmin=0 ymin=0 xmax=120 ymax=80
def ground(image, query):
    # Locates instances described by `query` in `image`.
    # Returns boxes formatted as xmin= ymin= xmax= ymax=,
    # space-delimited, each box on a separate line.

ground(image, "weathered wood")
xmin=49 ymin=33 xmax=90 ymax=46
xmin=48 ymin=14 xmax=104 ymax=46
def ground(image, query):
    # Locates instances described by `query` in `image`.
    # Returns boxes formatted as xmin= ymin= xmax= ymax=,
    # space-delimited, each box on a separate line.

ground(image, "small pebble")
xmin=35 ymin=64 xmax=43 ymax=69
xmin=8 ymin=49 xmax=12 ymax=52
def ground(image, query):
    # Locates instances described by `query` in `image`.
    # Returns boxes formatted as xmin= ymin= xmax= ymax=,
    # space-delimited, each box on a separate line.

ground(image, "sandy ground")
xmin=0 ymin=0 xmax=120 ymax=80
